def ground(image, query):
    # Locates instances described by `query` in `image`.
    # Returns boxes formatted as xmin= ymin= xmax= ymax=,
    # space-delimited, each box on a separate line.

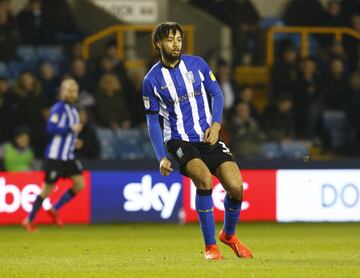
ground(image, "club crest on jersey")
xmin=185 ymin=71 xmax=195 ymax=84
xmin=143 ymin=96 xmax=150 ymax=109
xmin=176 ymin=147 xmax=184 ymax=159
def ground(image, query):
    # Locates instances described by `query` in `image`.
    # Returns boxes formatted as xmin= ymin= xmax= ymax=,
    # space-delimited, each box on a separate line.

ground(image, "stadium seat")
xmin=16 ymin=46 xmax=36 ymax=62
xmin=0 ymin=62 xmax=9 ymax=78
xmin=95 ymin=127 xmax=117 ymax=160
xmin=322 ymin=110 xmax=353 ymax=150
xmin=260 ymin=142 xmax=282 ymax=159
xmin=36 ymin=47 xmax=64 ymax=63
xmin=281 ymin=141 xmax=309 ymax=159
xmin=115 ymin=128 xmax=145 ymax=160
xmin=260 ymin=17 xmax=285 ymax=29
xmin=7 ymin=61 xmax=37 ymax=79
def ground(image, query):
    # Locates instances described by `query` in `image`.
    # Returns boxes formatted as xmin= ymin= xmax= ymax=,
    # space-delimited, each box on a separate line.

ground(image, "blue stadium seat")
xmin=16 ymin=46 xmax=36 ymax=62
xmin=95 ymin=127 xmax=117 ymax=160
xmin=322 ymin=110 xmax=352 ymax=150
xmin=0 ymin=63 xmax=9 ymax=78
xmin=260 ymin=142 xmax=282 ymax=159
xmin=260 ymin=17 xmax=285 ymax=29
xmin=36 ymin=47 xmax=64 ymax=63
xmin=281 ymin=141 xmax=309 ymax=159
xmin=7 ymin=61 xmax=37 ymax=79
xmin=115 ymin=128 xmax=145 ymax=160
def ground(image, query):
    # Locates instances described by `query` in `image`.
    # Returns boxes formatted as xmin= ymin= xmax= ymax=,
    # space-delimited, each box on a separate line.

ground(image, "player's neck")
xmin=161 ymin=57 xmax=180 ymax=69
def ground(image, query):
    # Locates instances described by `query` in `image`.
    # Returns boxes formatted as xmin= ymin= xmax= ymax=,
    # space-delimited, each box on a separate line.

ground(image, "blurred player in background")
xmin=143 ymin=22 xmax=253 ymax=260
xmin=22 ymin=79 xmax=85 ymax=233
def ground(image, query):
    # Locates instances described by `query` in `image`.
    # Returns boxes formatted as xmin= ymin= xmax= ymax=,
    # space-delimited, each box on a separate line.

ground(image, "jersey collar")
xmin=160 ymin=56 xmax=181 ymax=69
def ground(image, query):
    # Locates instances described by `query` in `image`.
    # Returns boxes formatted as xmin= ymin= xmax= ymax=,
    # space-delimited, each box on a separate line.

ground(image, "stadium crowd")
xmin=1 ymin=0 xmax=360 ymax=170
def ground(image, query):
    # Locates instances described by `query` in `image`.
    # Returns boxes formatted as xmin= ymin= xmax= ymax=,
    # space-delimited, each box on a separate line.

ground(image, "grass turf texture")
xmin=0 ymin=223 xmax=359 ymax=278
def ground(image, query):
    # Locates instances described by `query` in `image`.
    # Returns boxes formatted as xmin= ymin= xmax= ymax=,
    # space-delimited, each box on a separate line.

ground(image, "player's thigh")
xmin=67 ymin=160 xmax=84 ymax=192
xmin=185 ymin=158 xmax=213 ymax=190
xmin=44 ymin=159 xmax=63 ymax=184
xmin=166 ymin=140 xmax=201 ymax=176
xmin=214 ymin=161 xmax=243 ymax=200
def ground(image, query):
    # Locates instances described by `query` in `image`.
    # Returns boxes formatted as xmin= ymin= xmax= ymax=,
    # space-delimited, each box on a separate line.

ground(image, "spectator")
xmin=12 ymin=70 xmax=43 ymax=126
xmin=271 ymin=44 xmax=299 ymax=98
xmin=344 ymin=14 xmax=360 ymax=69
xmin=320 ymin=0 xmax=345 ymax=27
xmin=318 ymin=1 xmax=346 ymax=48
xmin=0 ymin=126 xmax=35 ymax=171
xmin=294 ymin=57 xmax=323 ymax=138
xmin=322 ymin=58 xmax=352 ymax=110
xmin=12 ymin=70 xmax=46 ymax=155
xmin=38 ymin=61 xmax=60 ymax=104
xmin=17 ymin=0 xmax=55 ymax=45
xmin=0 ymin=77 xmax=14 ymax=143
xmin=75 ymin=109 xmax=100 ymax=159
xmin=94 ymin=73 xmax=131 ymax=129
xmin=283 ymin=0 xmax=323 ymax=26
xmin=93 ymin=55 xmax=117 ymax=83
xmin=104 ymin=40 xmax=128 ymax=85
xmin=124 ymin=69 xmax=146 ymax=127
xmin=42 ymin=0 xmax=77 ymax=35
xmin=263 ymin=94 xmax=296 ymax=142
xmin=0 ymin=0 xmax=18 ymax=61
xmin=216 ymin=58 xmax=236 ymax=116
xmin=234 ymin=86 xmax=260 ymax=122
xmin=228 ymin=101 xmax=265 ymax=158
xmin=69 ymin=58 xmax=94 ymax=94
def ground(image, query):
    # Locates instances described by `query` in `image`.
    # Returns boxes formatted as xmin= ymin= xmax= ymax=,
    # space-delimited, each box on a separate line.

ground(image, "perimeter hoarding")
xmin=276 ymin=170 xmax=360 ymax=222
xmin=90 ymin=171 xmax=183 ymax=222
xmin=182 ymin=170 xmax=277 ymax=223
xmin=0 ymin=171 xmax=91 ymax=225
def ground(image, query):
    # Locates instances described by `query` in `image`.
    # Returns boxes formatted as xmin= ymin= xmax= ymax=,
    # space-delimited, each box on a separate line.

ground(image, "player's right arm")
xmin=143 ymin=78 xmax=173 ymax=176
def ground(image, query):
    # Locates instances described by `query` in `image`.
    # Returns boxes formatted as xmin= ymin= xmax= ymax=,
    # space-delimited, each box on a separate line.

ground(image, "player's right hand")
xmin=159 ymin=157 xmax=173 ymax=176
xmin=71 ymin=123 xmax=83 ymax=133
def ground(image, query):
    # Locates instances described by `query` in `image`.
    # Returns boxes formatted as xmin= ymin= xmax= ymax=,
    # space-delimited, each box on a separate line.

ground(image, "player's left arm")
xmin=199 ymin=57 xmax=224 ymax=144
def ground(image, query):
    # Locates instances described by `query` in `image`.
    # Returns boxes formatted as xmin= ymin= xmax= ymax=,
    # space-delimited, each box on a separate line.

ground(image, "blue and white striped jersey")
xmin=142 ymin=54 xmax=223 ymax=143
xmin=44 ymin=101 xmax=79 ymax=161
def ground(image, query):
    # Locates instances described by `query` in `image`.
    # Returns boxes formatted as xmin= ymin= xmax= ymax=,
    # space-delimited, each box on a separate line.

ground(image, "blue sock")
xmin=195 ymin=189 xmax=216 ymax=245
xmin=223 ymin=194 xmax=242 ymax=236
xmin=54 ymin=189 xmax=76 ymax=210
xmin=29 ymin=195 xmax=44 ymax=222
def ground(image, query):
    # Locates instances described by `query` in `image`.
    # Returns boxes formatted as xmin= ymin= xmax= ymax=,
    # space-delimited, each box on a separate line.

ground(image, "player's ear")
xmin=156 ymin=41 xmax=162 ymax=50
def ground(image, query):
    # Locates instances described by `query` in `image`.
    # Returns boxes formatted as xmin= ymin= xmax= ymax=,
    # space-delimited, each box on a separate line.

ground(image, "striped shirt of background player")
xmin=143 ymin=55 xmax=220 ymax=143
xmin=44 ymin=101 xmax=79 ymax=160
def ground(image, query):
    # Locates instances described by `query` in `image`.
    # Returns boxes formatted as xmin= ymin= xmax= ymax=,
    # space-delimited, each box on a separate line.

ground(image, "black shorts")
xmin=166 ymin=139 xmax=235 ymax=176
xmin=44 ymin=159 xmax=83 ymax=184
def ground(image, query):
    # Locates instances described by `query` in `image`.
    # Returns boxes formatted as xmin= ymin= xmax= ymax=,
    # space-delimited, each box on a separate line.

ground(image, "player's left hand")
xmin=204 ymin=122 xmax=221 ymax=145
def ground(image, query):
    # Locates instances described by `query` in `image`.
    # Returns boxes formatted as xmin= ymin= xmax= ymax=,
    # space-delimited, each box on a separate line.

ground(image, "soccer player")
xmin=22 ymin=79 xmax=85 ymax=232
xmin=143 ymin=22 xmax=253 ymax=260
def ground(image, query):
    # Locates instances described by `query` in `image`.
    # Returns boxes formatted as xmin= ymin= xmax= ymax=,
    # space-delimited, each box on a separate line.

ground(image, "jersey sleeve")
xmin=47 ymin=105 xmax=70 ymax=135
xmin=198 ymin=57 xmax=224 ymax=124
xmin=142 ymin=78 xmax=159 ymax=114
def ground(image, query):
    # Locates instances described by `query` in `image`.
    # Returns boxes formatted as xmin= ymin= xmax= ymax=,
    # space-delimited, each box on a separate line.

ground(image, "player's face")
xmin=159 ymin=30 xmax=182 ymax=62
xmin=61 ymin=82 xmax=79 ymax=104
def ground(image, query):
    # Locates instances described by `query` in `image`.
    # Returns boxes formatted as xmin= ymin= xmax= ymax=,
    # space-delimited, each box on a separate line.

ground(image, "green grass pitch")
xmin=0 ymin=223 xmax=359 ymax=277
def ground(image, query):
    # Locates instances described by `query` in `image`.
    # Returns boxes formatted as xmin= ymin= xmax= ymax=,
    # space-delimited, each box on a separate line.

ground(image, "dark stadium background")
xmin=0 ymin=1 xmax=359 ymax=277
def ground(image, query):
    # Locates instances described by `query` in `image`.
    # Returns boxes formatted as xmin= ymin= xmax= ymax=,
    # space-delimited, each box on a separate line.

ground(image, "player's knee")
xmin=227 ymin=181 xmax=243 ymax=200
xmin=196 ymin=173 xmax=212 ymax=190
